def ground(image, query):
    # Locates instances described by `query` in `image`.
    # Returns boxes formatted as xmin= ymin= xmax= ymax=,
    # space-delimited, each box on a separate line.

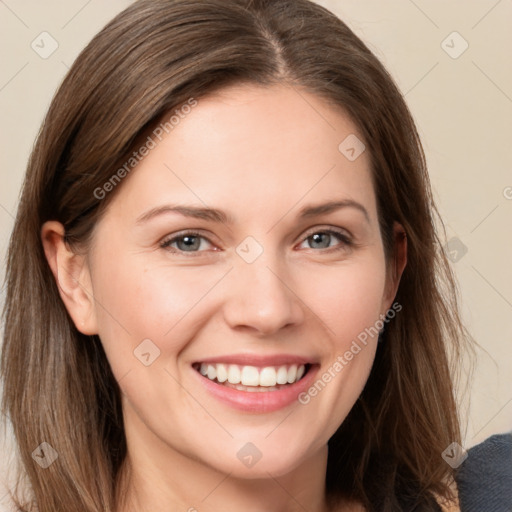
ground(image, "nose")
xmin=222 ymin=254 xmax=305 ymax=336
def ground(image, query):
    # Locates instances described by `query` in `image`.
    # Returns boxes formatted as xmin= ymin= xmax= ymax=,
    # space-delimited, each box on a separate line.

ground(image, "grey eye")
xmin=307 ymin=232 xmax=334 ymax=249
xmin=175 ymin=235 xmax=202 ymax=251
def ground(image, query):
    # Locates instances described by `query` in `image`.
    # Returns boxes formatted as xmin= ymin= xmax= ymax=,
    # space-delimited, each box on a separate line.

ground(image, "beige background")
xmin=1 ymin=0 xmax=511 ymax=508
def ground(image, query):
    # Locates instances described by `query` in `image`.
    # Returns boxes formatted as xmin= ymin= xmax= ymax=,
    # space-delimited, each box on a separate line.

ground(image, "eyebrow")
xmin=135 ymin=199 xmax=370 ymax=225
xmin=136 ymin=204 xmax=233 ymax=224
xmin=297 ymin=200 xmax=370 ymax=224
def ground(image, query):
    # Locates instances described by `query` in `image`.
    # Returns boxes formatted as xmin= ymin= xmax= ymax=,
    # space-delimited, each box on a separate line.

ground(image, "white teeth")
xmin=241 ymin=366 xmax=260 ymax=386
xmin=227 ymin=364 xmax=241 ymax=384
xmin=224 ymin=382 xmax=280 ymax=392
xmin=197 ymin=363 xmax=308 ymax=387
xmin=276 ymin=366 xmax=289 ymax=385
xmin=207 ymin=364 xmax=217 ymax=381
xmin=260 ymin=367 xmax=278 ymax=387
xmin=216 ymin=363 xmax=228 ymax=383
xmin=287 ymin=365 xmax=297 ymax=384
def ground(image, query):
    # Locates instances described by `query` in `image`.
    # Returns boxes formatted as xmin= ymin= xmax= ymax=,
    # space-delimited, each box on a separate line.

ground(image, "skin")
xmin=42 ymin=84 xmax=407 ymax=512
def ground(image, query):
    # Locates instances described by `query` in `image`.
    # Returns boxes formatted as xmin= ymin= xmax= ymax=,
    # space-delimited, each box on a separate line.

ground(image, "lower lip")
xmin=192 ymin=364 xmax=320 ymax=413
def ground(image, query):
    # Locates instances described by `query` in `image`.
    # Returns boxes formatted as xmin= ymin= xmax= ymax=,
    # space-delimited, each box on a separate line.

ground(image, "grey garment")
xmin=455 ymin=432 xmax=512 ymax=512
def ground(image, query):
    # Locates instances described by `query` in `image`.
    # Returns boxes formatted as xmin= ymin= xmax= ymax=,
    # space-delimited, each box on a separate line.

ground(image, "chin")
xmin=206 ymin=441 xmax=312 ymax=480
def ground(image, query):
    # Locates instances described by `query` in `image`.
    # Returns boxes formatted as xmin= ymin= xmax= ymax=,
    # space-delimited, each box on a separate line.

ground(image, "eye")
xmin=159 ymin=228 xmax=353 ymax=256
xmin=297 ymin=228 xmax=352 ymax=251
xmin=160 ymin=231 xmax=216 ymax=254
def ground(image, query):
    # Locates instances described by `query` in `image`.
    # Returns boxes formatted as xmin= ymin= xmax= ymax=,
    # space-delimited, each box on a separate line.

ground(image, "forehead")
xmin=106 ymin=84 xmax=377 ymax=226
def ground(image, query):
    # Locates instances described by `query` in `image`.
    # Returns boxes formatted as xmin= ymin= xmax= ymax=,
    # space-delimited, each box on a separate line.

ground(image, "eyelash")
xmin=159 ymin=228 xmax=353 ymax=256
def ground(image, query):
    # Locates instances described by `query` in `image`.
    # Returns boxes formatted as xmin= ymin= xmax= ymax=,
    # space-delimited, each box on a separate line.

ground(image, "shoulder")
xmin=454 ymin=432 xmax=512 ymax=511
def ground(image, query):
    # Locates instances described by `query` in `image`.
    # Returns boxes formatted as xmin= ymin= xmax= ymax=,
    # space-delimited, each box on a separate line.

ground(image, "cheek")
xmin=298 ymin=256 xmax=387 ymax=344
xmin=89 ymin=252 xmax=227 ymax=366
xmin=287 ymin=257 xmax=387 ymax=444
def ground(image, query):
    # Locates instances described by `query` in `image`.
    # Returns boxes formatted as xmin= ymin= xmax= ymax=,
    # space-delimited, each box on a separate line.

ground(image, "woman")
xmin=1 ymin=0 xmax=476 ymax=510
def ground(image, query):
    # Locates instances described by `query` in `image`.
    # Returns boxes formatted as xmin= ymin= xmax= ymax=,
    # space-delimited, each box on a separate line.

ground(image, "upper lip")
xmin=193 ymin=354 xmax=317 ymax=367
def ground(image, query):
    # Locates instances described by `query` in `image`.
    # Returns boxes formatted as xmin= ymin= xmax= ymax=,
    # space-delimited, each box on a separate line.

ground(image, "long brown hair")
xmin=1 ymin=0 xmax=474 ymax=510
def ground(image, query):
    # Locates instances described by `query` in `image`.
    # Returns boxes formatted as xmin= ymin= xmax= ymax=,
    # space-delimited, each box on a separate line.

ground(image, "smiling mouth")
xmin=192 ymin=362 xmax=312 ymax=392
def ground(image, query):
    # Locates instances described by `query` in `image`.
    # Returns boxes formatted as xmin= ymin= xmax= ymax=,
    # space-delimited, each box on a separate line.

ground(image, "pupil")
xmin=179 ymin=236 xmax=199 ymax=251
xmin=311 ymin=233 xmax=330 ymax=249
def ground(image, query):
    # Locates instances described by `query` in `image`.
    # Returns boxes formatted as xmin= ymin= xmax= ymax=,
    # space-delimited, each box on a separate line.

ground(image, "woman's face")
xmin=73 ymin=85 xmax=403 ymax=478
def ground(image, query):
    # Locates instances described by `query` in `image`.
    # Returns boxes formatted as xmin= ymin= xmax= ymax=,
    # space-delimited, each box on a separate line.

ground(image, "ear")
xmin=382 ymin=221 xmax=407 ymax=311
xmin=41 ymin=221 xmax=98 ymax=335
